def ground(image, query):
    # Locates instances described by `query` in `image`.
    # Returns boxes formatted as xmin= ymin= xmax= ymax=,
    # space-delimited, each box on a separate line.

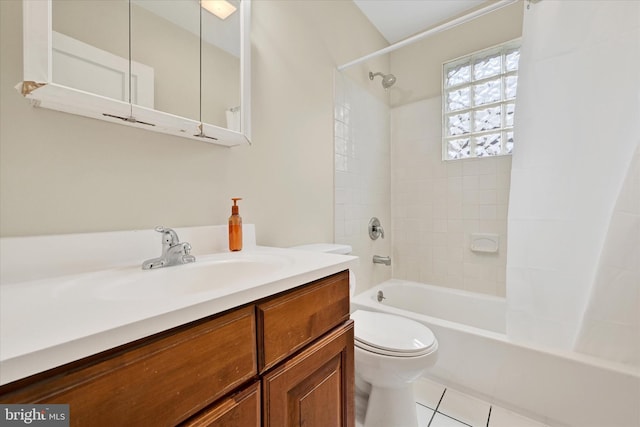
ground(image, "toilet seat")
xmin=351 ymin=310 xmax=437 ymax=357
xmin=355 ymin=340 xmax=434 ymax=357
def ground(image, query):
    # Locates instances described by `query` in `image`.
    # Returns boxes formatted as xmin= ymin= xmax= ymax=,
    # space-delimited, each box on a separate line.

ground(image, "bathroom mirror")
xmin=129 ymin=0 xmax=200 ymax=121
xmin=21 ymin=0 xmax=250 ymax=146
xmin=51 ymin=0 xmax=132 ymax=103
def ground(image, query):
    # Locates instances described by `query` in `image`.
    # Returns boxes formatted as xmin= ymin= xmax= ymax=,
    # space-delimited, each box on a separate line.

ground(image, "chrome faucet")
xmin=373 ymin=255 xmax=391 ymax=266
xmin=142 ymin=226 xmax=196 ymax=270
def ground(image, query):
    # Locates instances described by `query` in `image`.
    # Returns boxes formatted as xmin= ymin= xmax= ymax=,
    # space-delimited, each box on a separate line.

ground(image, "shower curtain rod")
xmin=337 ymin=0 xmax=519 ymax=71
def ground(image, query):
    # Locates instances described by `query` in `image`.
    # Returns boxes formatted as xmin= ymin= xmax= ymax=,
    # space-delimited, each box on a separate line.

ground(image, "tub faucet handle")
xmin=369 ymin=217 xmax=385 ymax=240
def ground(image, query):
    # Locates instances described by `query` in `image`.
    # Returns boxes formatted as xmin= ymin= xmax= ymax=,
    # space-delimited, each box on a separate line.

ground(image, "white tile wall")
xmin=391 ymin=97 xmax=511 ymax=297
xmin=334 ymin=72 xmax=392 ymax=293
xmin=336 ymin=83 xmax=512 ymax=297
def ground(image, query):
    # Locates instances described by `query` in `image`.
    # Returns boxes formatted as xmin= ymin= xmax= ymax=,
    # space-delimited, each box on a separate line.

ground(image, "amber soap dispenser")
xmin=228 ymin=198 xmax=243 ymax=251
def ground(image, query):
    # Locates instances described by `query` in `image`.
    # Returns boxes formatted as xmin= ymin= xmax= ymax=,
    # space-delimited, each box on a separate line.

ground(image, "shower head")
xmin=369 ymin=71 xmax=396 ymax=89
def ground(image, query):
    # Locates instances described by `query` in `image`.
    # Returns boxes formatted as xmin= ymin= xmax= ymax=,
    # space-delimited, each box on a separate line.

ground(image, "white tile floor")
xmin=357 ymin=377 xmax=552 ymax=427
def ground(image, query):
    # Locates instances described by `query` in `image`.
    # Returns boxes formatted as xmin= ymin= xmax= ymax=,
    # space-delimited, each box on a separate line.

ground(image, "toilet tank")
xmin=291 ymin=243 xmax=352 ymax=255
xmin=291 ymin=243 xmax=356 ymax=298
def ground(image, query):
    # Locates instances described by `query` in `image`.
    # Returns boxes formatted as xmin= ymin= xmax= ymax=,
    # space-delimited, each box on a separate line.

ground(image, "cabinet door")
xmin=181 ymin=381 xmax=260 ymax=427
xmin=262 ymin=321 xmax=354 ymax=427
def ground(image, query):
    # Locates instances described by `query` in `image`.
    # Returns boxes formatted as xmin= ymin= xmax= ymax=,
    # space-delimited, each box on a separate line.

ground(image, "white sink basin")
xmin=52 ymin=252 xmax=293 ymax=301
xmin=0 ymin=226 xmax=360 ymax=386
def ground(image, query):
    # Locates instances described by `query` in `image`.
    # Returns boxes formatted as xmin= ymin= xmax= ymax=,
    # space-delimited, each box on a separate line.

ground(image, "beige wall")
xmin=228 ymin=0 xmax=388 ymax=247
xmin=52 ymin=0 xmax=129 ymax=59
xmin=0 ymin=0 xmax=387 ymax=246
xmin=389 ymin=1 xmax=523 ymax=107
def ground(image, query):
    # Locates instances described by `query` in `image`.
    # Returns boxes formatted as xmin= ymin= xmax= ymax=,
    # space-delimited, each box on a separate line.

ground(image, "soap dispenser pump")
xmin=228 ymin=198 xmax=243 ymax=251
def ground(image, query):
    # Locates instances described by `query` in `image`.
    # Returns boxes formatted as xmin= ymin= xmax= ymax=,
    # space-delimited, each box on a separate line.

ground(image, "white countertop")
xmin=0 ymin=227 xmax=357 ymax=386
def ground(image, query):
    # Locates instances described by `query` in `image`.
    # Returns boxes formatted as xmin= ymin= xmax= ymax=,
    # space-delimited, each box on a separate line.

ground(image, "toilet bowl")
xmin=291 ymin=243 xmax=439 ymax=427
xmin=352 ymin=309 xmax=438 ymax=427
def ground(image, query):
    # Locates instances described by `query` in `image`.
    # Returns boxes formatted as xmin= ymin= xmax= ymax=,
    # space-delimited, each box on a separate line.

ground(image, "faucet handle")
xmin=368 ymin=217 xmax=385 ymax=240
xmin=154 ymin=226 xmax=180 ymax=245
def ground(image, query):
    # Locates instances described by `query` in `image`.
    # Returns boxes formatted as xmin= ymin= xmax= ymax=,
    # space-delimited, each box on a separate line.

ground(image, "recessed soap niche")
xmin=470 ymin=233 xmax=500 ymax=253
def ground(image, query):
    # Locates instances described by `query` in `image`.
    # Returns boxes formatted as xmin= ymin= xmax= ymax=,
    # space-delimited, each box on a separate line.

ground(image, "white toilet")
xmin=292 ymin=243 xmax=439 ymax=427
xmin=351 ymin=309 xmax=438 ymax=427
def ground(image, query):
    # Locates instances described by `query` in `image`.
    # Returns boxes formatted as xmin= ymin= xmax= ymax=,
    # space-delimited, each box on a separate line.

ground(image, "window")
xmin=443 ymin=41 xmax=520 ymax=160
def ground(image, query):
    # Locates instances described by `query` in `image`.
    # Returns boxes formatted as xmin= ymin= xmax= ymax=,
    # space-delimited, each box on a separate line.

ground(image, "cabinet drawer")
xmin=257 ymin=270 xmax=350 ymax=372
xmin=0 ymin=305 xmax=257 ymax=427
xmin=181 ymin=381 xmax=260 ymax=427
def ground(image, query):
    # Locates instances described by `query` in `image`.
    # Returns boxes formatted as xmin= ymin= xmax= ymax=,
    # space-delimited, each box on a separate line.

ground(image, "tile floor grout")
xmin=424 ymin=387 xmax=477 ymax=427
xmin=425 ymin=388 xmax=445 ymax=426
xmin=422 ymin=378 xmax=550 ymax=427
xmin=358 ymin=377 xmax=551 ymax=427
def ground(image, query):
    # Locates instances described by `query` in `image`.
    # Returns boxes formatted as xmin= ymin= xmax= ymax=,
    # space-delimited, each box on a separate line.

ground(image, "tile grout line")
xmin=427 ymin=387 xmax=447 ymax=427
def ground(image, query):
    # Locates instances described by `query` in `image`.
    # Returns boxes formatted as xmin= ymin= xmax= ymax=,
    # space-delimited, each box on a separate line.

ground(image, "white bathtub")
xmin=351 ymin=279 xmax=640 ymax=427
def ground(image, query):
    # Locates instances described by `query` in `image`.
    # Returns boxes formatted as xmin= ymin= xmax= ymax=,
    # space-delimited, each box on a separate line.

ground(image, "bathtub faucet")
xmin=142 ymin=226 xmax=196 ymax=270
xmin=373 ymin=255 xmax=391 ymax=266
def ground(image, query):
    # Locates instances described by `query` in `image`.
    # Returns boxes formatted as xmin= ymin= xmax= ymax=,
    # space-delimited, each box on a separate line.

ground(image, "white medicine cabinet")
xmin=19 ymin=0 xmax=251 ymax=147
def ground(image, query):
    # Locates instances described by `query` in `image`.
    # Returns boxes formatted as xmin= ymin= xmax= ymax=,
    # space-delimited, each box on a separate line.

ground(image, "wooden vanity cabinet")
xmin=0 ymin=270 xmax=354 ymax=427
xmin=258 ymin=270 xmax=354 ymax=427
xmin=0 ymin=305 xmax=258 ymax=427
xmin=180 ymin=381 xmax=261 ymax=427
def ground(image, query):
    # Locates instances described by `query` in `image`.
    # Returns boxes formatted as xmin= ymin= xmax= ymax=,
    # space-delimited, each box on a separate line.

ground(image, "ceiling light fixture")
xmin=201 ymin=0 xmax=237 ymax=20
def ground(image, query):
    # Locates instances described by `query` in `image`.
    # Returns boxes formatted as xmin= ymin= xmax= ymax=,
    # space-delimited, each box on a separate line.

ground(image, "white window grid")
xmin=442 ymin=40 xmax=521 ymax=161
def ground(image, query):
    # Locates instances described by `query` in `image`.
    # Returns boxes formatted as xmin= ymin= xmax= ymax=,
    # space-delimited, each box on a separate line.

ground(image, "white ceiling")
xmin=353 ymin=0 xmax=486 ymax=44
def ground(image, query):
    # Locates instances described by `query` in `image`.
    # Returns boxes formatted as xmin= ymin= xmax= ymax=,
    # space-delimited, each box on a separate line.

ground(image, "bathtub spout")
xmin=373 ymin=255 xmax=391 ymax=266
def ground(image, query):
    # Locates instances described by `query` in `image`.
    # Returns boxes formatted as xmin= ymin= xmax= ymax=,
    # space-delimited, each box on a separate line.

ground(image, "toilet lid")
xmin=351 ymin=310 xmax=436 ymax=356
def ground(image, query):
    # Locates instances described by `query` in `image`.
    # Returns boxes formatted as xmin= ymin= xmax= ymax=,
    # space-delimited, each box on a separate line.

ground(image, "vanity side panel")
xmin=0 ymin=305 xmax=257 ymax=427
